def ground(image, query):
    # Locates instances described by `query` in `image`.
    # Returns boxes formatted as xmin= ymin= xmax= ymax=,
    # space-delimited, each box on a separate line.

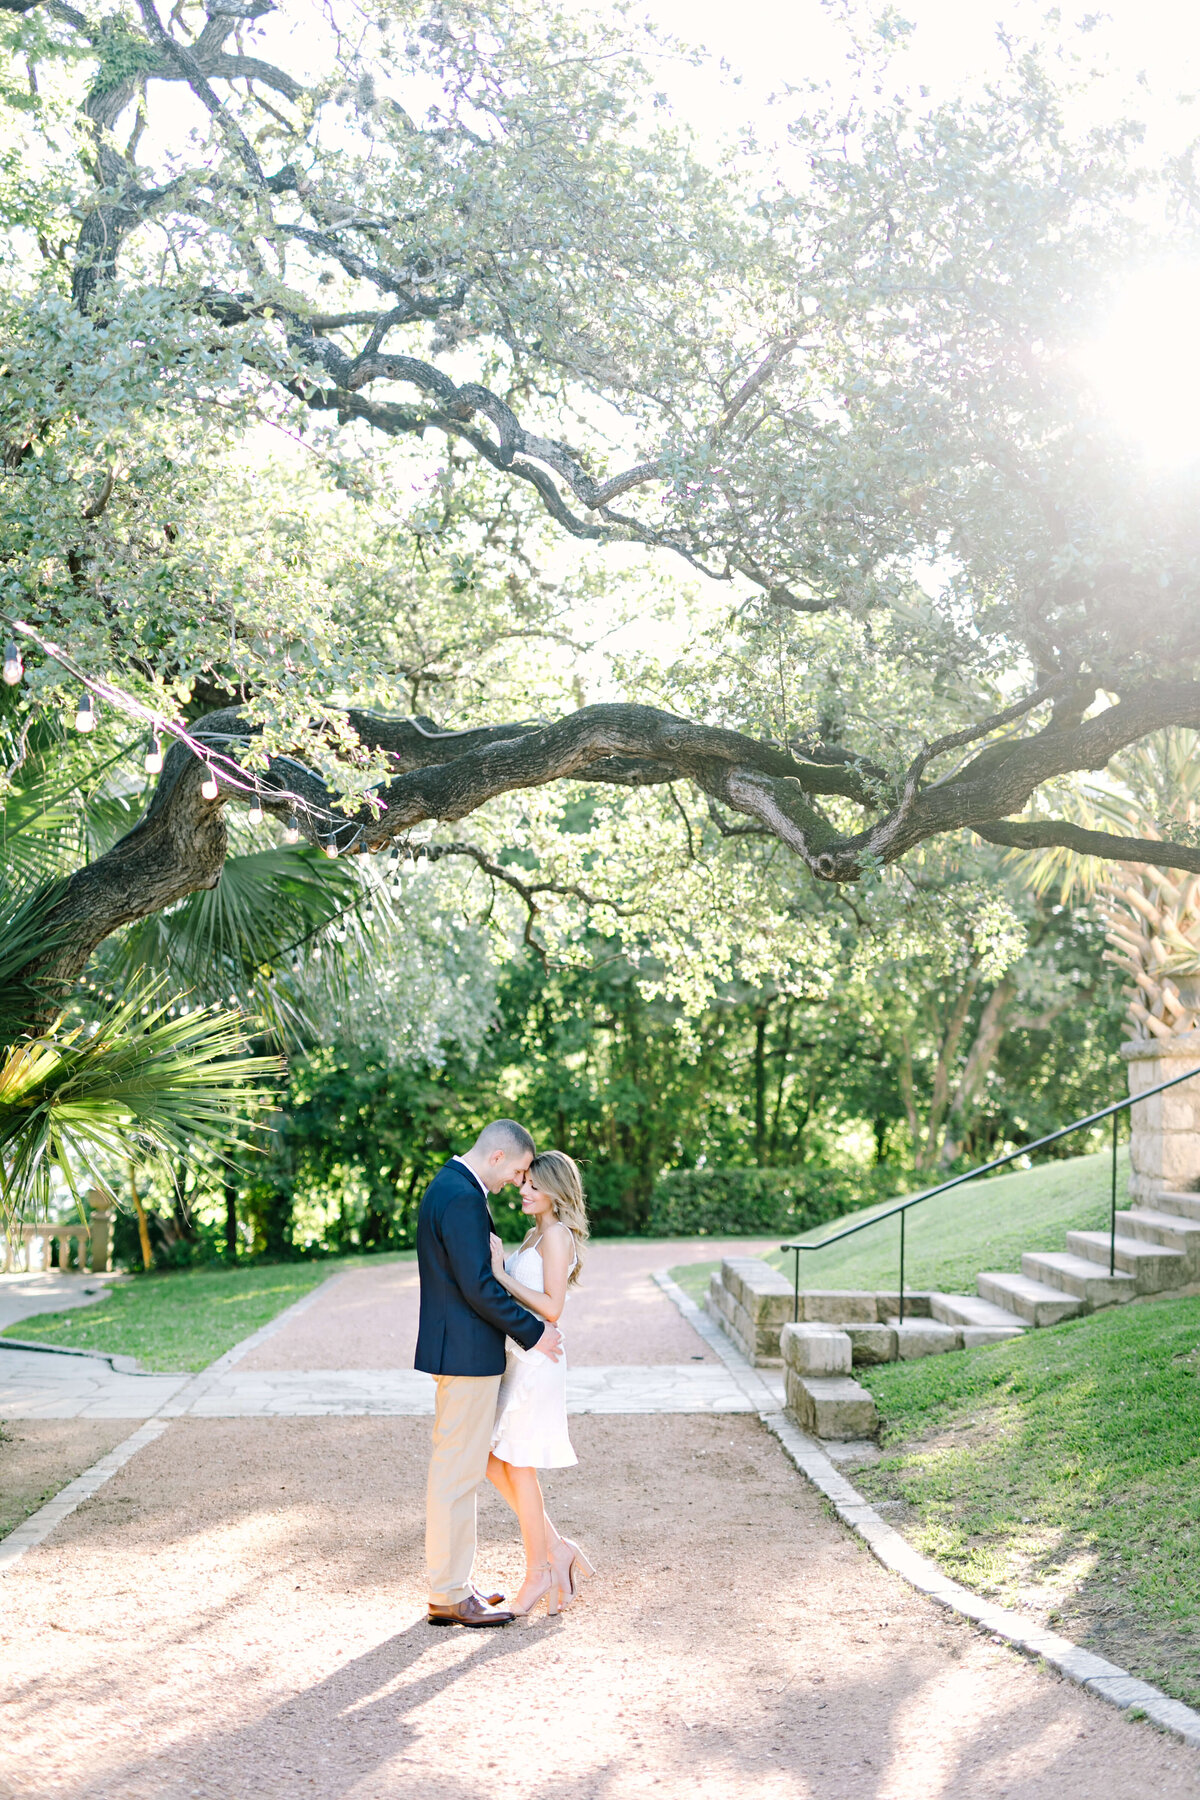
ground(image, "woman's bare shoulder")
xmin=542 ymin=1220 xmax=574 ymax=1254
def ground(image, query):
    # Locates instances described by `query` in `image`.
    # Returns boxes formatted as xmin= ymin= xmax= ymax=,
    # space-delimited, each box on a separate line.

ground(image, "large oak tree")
xmin=3 ymin=0 xmax=1200 ymax=996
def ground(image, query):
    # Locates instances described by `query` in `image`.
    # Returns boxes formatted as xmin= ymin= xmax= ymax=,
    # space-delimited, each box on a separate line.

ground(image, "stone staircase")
xmin=706 ymin=1197 xmax=1200 ymax=1442
xmin=946 ymin=1186 xmax=1200 ymax=1332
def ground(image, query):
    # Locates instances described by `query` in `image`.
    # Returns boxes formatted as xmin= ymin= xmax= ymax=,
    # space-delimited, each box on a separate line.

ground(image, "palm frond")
xmin=98 ymin=844 xmax=378 ymax=1047
xmin=0 ymin=981 xmax=283 ymax=1225
xmin=0 ymin=875 xmax=73 ymax=1044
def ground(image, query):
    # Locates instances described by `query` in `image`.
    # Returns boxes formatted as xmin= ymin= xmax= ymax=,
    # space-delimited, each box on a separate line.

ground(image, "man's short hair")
xmin=473 ymin=1119 xmax=536 ymax=1160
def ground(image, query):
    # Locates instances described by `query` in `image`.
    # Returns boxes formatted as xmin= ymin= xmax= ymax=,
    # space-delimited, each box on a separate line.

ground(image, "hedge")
xmin=647 ymin=1165 xmax=893 ymax=1238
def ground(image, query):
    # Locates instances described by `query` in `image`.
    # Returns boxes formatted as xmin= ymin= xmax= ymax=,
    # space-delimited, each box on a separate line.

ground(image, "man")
xmin=415 ymin=1118 xmax=563 ymax=1627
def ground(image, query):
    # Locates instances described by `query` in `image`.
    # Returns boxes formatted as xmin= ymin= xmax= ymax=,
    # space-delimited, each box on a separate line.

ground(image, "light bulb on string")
xmin=283 ymin=815 xmax=300 ymax=844
xmin=324 ymin=836 xmax=339 ymax=859
xmin=144 ymin=734 xmax=163 ymax=775
xmin=291 ymin=958 xmax=301 ymax=975
xmin=3 ymin=641 xmax=23 ymax=685
xmin=414 ymin=848 xmax=431 ymax=876
xmin=75 ymin=690 xmax=96 ymax=733
xmin=248 ymin=798 xmax=264 ymax=827
xmin=311 ymin=944 xmax=322 ymax=962
xmin=201 ymin=768 xmax=219 ymax=801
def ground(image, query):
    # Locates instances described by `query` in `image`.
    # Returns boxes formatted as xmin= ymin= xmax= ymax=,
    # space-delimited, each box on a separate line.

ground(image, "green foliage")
xmin=856 ymin=1296 xmax=1200 ymax=1707
xmin=647 ymin=1165 xmax=890 ymax=1237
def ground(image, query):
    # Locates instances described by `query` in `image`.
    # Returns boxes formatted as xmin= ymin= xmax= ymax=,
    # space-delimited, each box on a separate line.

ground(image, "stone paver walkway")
xmin=0 ymin=1350 xmax=761 ymax=1418
xmin=3 ymin=1244 xmax=1200 ymax=1798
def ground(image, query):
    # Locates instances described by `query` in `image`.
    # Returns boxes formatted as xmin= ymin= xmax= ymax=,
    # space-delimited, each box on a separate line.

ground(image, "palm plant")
xmin=0 ymin=980 xmax=281 ymax=1227
xmin=1012 ymin=730 xmax=1200 ymax=1041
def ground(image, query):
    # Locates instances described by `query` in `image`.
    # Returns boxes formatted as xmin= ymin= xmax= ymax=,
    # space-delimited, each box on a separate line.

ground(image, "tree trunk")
xmin=753 ymin=1005 xmax=768 ymax=1165
xmin=224 ymin=1178 xmax=238 ymax=1263
xmin=938 ymin=974 xmax=1018 ymax=1168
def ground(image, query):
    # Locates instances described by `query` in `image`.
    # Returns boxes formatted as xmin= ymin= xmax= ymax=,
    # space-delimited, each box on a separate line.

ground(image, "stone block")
xmin=705 ymin=1274 xmax=735 ymax=1323
xmin=706 ymin=1263 xmax=788 ymax=1366
xmin=1131 ymin=1128 xmax=1200 ymax=1188
xmin=886 ymin=1320 xmax=961 ymax=1359
xmin=842 ymin=1323 xmax=898 ymax=1365
xmin=959 ymin=1325 xmax=1024 ymax=1348
xmin=785 ymin=1370 xmax=879 ymax=1441
xmin=873 ymin=1291 xmax=933 ymax=1320
xmin=799 ymin=1289 xmax=878 ymax=1323
xmin=720 ymin=1257 xmax=791 ymax=1309
xmin=781 ymin=1322 xmax=851 ymax=1376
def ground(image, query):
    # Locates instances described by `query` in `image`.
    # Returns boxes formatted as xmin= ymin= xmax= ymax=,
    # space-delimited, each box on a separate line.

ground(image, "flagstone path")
xmin=2 ymin=1243 xmax=1199 ymax=1798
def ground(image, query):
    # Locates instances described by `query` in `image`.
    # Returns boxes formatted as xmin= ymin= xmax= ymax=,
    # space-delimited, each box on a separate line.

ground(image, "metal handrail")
xmin=781 ymin=1058 xmax=1200 ymax=1325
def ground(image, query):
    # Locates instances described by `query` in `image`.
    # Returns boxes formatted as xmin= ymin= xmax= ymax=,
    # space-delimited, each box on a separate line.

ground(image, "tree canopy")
xmin=3 ymin=0 xmax=1200 ymax=993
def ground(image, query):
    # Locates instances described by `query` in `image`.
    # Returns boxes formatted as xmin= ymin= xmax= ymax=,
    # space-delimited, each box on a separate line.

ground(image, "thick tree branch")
xmin=975 ymin=820 xmax=1200 ymax=875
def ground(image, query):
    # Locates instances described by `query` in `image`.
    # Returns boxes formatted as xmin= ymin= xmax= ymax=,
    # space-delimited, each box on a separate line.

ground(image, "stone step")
xmin=930 ymin=1292 xmax=1027 ymax=1332
xmin=1115 ymin=1207 xmax=1200 ymax=1267
xmin=785 ymin=1370 xmax=878 ymax=1441
xmin=977 ymin=1270 xmax=1086 ymax=1327
xmin=1064 ymin=1230 xmax=1188 ymax=1292
xmin=883 ymin=1318 xmax=960 ymax=1359
xmin=1154 ymin=1190 xmax=1200 ymax=1223
xmin=1021 ymin=1251 xmax=1136 ymax=1308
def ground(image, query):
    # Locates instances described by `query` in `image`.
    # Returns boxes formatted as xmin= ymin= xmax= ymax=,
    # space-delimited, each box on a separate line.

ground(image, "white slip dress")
xmin=489 ymin=1234 xmax=578 ymax=1470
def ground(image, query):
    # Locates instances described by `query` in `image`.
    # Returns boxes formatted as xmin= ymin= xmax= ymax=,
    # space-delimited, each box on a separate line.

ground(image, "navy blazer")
xmin=414 ymin=1159 xmax=545 ymax=1376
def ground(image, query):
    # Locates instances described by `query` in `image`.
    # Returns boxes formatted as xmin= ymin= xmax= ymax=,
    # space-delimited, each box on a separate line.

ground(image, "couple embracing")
xmin=415 ymin=1119 xmax=595 ymax=1626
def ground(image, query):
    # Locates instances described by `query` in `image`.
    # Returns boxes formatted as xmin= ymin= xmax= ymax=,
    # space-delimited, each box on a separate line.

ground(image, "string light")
xmin=248 ymin=798 xmax=264 ymax=826
xmin=201 ymin=768 xmax=219 ymax=801
xmin=324 ymin=836 xmax=338 ymax=858
xmin=144 ymin=734 xmax=163 ymax=775
xmin=291 ymin=958 xmax=301 ymax=975
xmin=75 ymin=690 xmax=96 ymax=733
xmin=3 ymin=641 xmax=23 ymax=685
xmin=413 ymin=848 xmax=431 ymax=876
xmin=311 ymin=944 xmax=322 ymax=962
xmin=284 ymin=815 xmax=300 ymax=844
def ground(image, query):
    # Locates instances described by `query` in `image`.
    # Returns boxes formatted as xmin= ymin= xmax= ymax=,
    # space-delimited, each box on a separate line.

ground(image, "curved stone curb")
xmin=0 ymin=1336 xmax=148 ymax=1374
xmin=654 ymin=1263 xmax=1200 ymax=1752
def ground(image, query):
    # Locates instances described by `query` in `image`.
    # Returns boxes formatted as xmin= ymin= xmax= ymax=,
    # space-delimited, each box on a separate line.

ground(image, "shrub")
xmin=647 ymin=1165 xmax=894 ymax=1237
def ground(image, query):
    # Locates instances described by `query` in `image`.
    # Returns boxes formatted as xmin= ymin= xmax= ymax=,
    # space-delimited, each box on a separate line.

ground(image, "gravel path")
xmin=3 ymin=1248 xmax=1198 ymax=1797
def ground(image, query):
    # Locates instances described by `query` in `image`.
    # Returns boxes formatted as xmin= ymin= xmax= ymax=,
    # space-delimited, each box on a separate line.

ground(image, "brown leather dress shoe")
xmin=427 ymin=1593 xmax=515 ymax=1628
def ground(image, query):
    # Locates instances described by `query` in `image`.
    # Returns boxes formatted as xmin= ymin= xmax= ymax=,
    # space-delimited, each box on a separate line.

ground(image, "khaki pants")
xmin=425 ymin=1373 xmax=502 ymax=1604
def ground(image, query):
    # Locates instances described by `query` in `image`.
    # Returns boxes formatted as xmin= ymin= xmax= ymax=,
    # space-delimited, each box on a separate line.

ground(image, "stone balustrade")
xmin=0 ymin=1209 xmax=112 ymax=1276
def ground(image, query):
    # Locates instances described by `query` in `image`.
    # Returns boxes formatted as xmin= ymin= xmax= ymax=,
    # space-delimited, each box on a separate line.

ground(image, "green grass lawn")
xmin=1 ymin=1260 xmax=383 ymax=1372
xmin=854 ymin=1293 xmax=1200 ymax=1707
xmin=668 ymin=1146 xmax=1123 ymax=1305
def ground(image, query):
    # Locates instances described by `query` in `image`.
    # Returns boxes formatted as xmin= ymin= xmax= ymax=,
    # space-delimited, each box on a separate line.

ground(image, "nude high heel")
xmin=552 ymin=1537 xmax=596 ymax=1602
xmin=510 ymin=1563 xmax=557 ymax=1618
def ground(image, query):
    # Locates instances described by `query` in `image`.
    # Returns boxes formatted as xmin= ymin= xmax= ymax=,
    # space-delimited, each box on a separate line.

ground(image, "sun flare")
xmin=1080 ymin=265 xmax=1200 ymax=466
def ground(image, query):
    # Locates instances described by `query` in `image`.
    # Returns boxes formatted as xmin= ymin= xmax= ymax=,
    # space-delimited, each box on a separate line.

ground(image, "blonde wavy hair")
xmin=528 ymin=1150 xmax=588 ymax=1287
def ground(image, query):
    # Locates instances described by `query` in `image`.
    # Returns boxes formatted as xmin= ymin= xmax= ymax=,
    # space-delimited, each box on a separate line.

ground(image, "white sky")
xmin=631 ymin=0 xmax=1200 ymax=154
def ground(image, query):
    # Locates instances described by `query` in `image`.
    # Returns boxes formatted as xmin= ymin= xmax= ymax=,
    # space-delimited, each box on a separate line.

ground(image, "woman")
xmin=486 ymin=1149 xmax=596 ymax=1617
